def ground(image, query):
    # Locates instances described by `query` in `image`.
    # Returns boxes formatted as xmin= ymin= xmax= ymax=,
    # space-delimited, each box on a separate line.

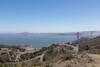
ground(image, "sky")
xmin=0 ymin=0 xmax=100 ymax=33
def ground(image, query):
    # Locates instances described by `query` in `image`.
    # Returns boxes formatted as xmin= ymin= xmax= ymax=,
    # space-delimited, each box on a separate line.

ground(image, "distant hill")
xmin=57 ymin=31 xmax=100 ymax=38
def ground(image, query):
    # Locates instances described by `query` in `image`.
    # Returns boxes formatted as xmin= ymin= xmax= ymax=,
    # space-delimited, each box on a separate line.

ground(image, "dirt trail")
xmin=88 ymin=54 xmax=100 ymax=67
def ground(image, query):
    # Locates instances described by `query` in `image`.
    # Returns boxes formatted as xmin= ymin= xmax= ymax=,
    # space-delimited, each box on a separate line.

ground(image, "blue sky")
xmin=0 ymin=0 xmax=100 ymax=33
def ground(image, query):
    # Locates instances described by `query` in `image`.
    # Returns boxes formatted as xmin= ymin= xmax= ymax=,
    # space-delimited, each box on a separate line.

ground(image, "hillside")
xmin=88 ymin=54 xmax=100 ymax=66
xmin=73 ymin=36 xmax=100 ymax=54
xmin=41 ymin=44 xmax=97 ymax=67
xmin=43 ymin=44 xmax=74 ymax=61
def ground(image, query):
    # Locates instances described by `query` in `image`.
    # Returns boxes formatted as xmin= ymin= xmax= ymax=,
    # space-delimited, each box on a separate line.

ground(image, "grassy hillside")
xmin=74 ymin=36 xmax=100 ymax=54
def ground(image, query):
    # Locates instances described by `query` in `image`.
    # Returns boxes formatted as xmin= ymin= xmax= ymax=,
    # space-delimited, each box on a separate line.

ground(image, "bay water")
xmin=0 ymin=33 xmax=76 ymax=48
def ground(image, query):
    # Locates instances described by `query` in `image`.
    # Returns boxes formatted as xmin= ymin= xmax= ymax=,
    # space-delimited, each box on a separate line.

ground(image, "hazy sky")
xmin=0 ymin=0 xmax=100 ymax=33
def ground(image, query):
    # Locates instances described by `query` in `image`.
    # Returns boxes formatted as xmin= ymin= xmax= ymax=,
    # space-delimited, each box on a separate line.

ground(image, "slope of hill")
xmin=41 ymin=44 xmax=97 ymax=67
xmin=42 ymin=44 xmax=74 ymax=62
xmin=52 ymin=53 xmax=96 ymax=67
xmin=88 ymin=54 xmax=100 ymax=66
xmin=73 ymin=36 xmax=100 ymax=54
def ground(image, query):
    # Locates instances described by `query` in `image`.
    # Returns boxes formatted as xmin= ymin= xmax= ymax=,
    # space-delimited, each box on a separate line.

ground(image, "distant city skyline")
xmin=0 ymin=0 xmax=100 ymax=33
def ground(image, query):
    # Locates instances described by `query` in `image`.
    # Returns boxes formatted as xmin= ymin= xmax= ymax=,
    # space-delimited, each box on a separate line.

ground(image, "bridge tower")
xmin=77 ymin=32 xmax=80 ymax=40
xmin=76 ymin=32 xmax=80 ymax=53
xmin=90 ymin=31 xmax=93 ymax=38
